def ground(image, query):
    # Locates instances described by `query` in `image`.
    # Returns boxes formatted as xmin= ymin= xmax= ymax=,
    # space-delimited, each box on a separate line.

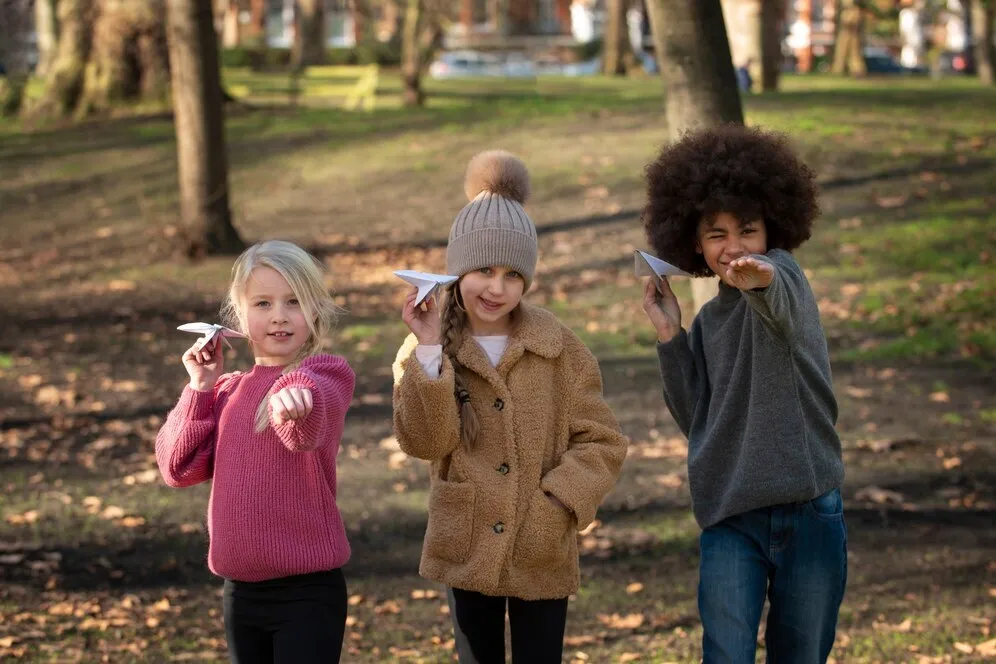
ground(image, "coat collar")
xmin=456 ymin=303 xmax=564 ymax=386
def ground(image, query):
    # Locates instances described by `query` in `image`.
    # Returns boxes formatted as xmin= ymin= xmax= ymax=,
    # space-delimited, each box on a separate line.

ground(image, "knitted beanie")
xmin=446 ymin=151 xmax=538 ymax=289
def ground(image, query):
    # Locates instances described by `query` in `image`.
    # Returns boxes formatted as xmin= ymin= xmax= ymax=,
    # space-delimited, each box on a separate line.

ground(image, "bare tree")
xmin=0 ymin=0 xmax=33 ymax=116
xmin=400 ymin=0 xmax=448 ymax=106
xmin=759 ymin=0 xmax=786 ymax=91
xmin=35 ymin=0 xmax=60 ymax=77
xmin=33 ymin=0 xmax=169 ymax=119
xmin=165 ymin=0 xmax=244 ymax=256
xmin=603 ymin=0 xmax=628 ymax=75
xmin=832 ymin=0 xmax=867 ymax=75
xmin=36 ymin=0 xmax=90 ymax=117
xmin=247 ymin=0 xmax=267 ymax=46
xmin=645 ymin=0 xmax=744 ymax=313
xmin=973 ymin=0 xmax=995 ymax=83
xmin=293 ymin=0 xmax=326 ymax=68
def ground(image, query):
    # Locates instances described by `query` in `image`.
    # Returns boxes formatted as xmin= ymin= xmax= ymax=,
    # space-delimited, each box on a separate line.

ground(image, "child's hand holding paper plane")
xmin=177 ymin=322 xmax=246 ymax=352
xmin=634 ymin=250 xmax=690 ymax=294
xmin=394 ymin=270 xmax=459 ymax=308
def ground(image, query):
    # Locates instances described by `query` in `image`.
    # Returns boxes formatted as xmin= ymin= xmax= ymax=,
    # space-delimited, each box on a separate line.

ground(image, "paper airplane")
xmin=634 ymin=250 xmax=691 ymax=292
xmin=177 ymin=322 xmax=246 ymax=351
xmin=394 ymin=270 xmax=459 ymax=307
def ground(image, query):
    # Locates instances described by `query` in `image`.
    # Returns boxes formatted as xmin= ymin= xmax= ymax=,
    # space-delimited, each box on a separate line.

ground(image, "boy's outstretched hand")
xmin=724 ymin=256 xmax=774 ymax=291
xmin=642 ymin=278 xmax=682 ymax=343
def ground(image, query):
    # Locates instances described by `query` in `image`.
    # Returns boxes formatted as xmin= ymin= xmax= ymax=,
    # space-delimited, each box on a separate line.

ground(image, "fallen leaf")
xmin=618 ymin=654 xmax=641 ymax=663
xmin=101 ymin=506 xmax=126 ymax=520
xmin=597 ymin=613 xmax=645 ymax=630
xmin=625 ymin=582 xmax=644 ymax=595
xmin=976 ymin=639 xmax=996 ymax=656
xmin=374 ymin=600 xmax=402 ymax=615
xmin=929 ymin=391 xmax=950 ymax=403
xmin=942 ymin=457 xmax=962 ymax=470
xmin=953 ymin=643 xmax=974 ymax=654
xmin=846 ymin=386 xmax=873 ymax=399
xmin=654 ymin=473 xmax=683 ymax=488
xmin=347 ymin=595 xmax=364 ymax=606
xmin=855 ymin=486 xmax=905 ymax=504
xmin=387 ymin=451 xmax=408 ymax=470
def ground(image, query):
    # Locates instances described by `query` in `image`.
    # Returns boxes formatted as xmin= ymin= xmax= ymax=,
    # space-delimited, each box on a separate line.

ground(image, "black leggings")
xmin=223 ymin=568 xmax=347 ymax=664
xmin=449 ymin=587 xmax=569 ymax=664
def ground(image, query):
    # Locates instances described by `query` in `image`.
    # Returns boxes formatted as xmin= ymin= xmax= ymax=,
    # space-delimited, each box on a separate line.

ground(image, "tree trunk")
xmin=603 ymin=0 xmax=627 ymax=75
xmin=36 ymin=0 xmax=91 ymax=117
xmin=248 ymin=0 xmax=267 ymax=46
xmin=165 ymin=0 xmax=244 ymax=256
xmin=76 ymin=0 xmax=169 ymax=117
xmin=760 ymin=0 xmax=784 ymax=91
xmin=832 ymin=0 xmax=866 ymax=75
xmin=221 ymin=0 xmax=239 ymax=48
xmin=973 ymin=0 xmax=995 ymax=84
xmin=401 ymin=0 xmax=425 ymax=106
xmin=646 ymin=0 xmax=744 ymax=139
xmin=293 ymin=0 xmax=326 ymax=68
xmin=35 ymin=0 xmax=61 ymax=77
xmin=646 ymin=0 xmax=743 ymax=313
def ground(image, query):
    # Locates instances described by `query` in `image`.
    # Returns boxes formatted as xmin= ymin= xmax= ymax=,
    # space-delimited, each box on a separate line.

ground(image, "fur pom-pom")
xmin=463 ymin=150 xmax=531 ymax=204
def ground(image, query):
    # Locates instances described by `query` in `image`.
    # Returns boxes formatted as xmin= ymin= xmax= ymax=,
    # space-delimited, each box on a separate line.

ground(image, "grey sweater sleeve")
xmin=655 ymin=324 xmax=704 ymax=437
xmin=742 ymin=249 xmax=808 ymax=338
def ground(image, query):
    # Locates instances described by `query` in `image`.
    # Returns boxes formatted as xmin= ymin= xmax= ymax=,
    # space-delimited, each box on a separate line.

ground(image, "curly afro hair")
xmin=642 ymin=124 xmax=820 ymax=277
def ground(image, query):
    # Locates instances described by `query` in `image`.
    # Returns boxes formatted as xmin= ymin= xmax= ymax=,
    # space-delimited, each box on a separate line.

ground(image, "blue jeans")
xmin=698 ymin=488 xmax=847 ymax=664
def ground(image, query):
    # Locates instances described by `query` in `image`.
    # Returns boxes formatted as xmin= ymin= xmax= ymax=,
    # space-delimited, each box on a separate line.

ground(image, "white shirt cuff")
xmin=415 ymin=344 xmax=443 ymax=379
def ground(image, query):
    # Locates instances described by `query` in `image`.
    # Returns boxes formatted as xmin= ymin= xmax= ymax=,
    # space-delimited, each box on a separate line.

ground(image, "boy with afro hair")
xmin=640 ymin=124 xmax=846 ymax=663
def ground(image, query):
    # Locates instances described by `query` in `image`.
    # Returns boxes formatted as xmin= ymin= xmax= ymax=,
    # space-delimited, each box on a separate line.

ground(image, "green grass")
xmin=2 ymin=74 xmax=995 ymax=662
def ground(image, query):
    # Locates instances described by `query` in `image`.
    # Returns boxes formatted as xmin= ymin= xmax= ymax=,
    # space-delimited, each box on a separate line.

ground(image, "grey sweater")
xmin=656 ymin=249 xmax=844 ymax=529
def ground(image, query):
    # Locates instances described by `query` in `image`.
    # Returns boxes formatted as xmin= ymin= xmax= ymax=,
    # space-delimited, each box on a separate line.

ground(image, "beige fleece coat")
xmin=392 ymin=303 xmax=628 ymax=600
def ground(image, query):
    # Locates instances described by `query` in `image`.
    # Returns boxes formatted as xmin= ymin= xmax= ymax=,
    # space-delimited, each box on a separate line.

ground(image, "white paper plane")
xmin=177 ymin=322 xmax=246 ymax=351
xmin=634 ymin=250 xmax=691 ymax=292
xmin=394 ymin=270 xmax=459 ymax=307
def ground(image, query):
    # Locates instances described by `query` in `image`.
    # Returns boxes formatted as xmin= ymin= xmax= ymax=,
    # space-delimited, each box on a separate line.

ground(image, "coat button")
xmin=492 ymin=522 xmax=505 ymax=534
xmin=493 ymin=398 xmax=504 ymax=411
xmin=497 ymin=463 xmax=509 ymax=475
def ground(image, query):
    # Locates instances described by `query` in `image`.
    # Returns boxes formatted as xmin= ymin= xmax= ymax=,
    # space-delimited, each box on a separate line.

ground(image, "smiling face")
xmin=458 ymin=266 xmax=525 ymax=335
xmin=244 ymin=266 xmax=311 ymax=366
xmin=696 ymin=211 xmax=769 ymax=285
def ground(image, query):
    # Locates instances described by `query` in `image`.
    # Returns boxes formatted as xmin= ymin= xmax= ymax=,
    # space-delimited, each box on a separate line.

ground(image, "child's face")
xmin=244 ymin=267 xmax=311 ymax=366
xmin=696 ymin=212 xmax=768 ymax=285
xmin=458 ymin=266 xmax=525 ymax=335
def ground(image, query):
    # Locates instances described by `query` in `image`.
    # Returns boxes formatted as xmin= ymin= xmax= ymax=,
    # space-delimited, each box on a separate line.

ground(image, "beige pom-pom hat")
xmin=446 ymin=150 xmax=538 ymax=290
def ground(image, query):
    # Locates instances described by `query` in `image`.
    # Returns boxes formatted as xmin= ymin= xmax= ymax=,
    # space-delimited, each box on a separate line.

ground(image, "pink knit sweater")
xmin=155 ymin=355 xmax=355 ymax=582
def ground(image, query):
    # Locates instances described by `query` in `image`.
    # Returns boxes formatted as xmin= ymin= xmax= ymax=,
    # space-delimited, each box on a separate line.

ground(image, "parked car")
xmin=428 ymin=50 xmax=535 ymax=79
xmin=864 ymin=47 xmax=928 ymax=75
xmin=811 ymin=47 xmax=927 ymax=75
xmin=935 ymin=50 xmax=975 ymax=75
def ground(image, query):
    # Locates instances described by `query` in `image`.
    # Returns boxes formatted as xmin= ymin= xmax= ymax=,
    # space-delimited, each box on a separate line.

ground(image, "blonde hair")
xmin=220 ymin=240 xmax=341 ymax=432
xmin=440 ymin=284 xmax=479 ymax=447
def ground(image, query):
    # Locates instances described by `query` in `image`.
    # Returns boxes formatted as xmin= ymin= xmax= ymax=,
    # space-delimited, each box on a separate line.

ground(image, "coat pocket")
xmin=512 ymin=489 xmax=574 ymax=569
xmin=424 ymin=480 xmax=476 ymax=564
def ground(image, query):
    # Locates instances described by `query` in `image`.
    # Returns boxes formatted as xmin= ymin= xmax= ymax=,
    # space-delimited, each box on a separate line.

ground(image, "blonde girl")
xmin=156 ymin=240 xmax=355 ymax=664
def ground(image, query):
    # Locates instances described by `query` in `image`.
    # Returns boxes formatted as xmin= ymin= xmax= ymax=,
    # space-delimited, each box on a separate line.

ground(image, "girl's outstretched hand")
xmin=723 ymin=256 xmax=774 ymax=291
xmin=270 ymin=387 xmax=314 ymax=426
xmin=183 ymin=337 xmax=225 ymax=392
xmin=402 ymin=288 xmax=442 ymax=345
xmin=642 ymin=277 xmax=682 ymax=343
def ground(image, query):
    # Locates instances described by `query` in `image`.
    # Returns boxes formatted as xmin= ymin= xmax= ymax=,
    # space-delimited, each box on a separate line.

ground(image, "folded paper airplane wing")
xmin=634 ymin=250 xmax=690 ymax=292
xmin=177 ymin=322 xmax=245 ymax=350
xmin=394 ymin=270 xmax=460 ymax=307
